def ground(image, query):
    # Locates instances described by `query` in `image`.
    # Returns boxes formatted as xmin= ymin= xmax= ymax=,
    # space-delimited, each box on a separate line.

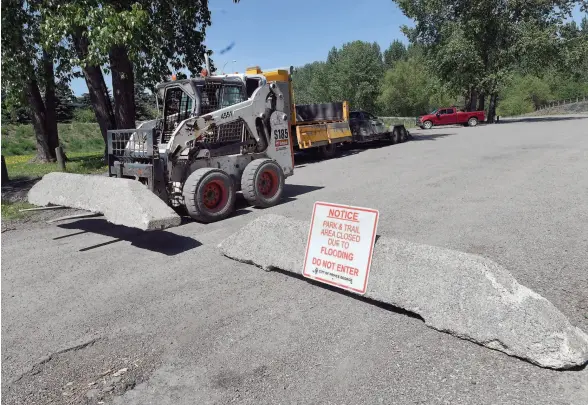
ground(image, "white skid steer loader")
xmin=28 ymin=71 xmax=295 ymax=231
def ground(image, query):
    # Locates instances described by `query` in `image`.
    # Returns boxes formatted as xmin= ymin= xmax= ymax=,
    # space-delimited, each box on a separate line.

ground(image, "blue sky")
xmin=70 ymin=0 xmax=586 ymax=96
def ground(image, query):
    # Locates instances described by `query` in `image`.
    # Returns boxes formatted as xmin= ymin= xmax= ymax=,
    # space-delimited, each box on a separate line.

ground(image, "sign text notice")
xmin=303 ymin=202 xmax=379 ymax=295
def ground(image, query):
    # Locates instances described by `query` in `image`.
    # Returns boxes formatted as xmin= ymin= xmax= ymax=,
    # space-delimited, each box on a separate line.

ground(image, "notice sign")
xmin=303 ymin=202 xmax=379 ymax=295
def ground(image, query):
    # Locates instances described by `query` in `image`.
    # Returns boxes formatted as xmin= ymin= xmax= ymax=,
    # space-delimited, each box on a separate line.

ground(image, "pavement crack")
xmin=9 ymin=336 xmax=102 ymax=385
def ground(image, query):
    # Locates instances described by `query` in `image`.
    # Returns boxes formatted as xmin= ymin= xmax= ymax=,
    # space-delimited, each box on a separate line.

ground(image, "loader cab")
xmin=156 ymin=77 xmax=247 ymax=144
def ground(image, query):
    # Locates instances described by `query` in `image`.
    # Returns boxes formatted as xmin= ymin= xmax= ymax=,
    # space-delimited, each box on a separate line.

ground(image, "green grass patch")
xmin=1 ymin=122 xmax=104 ymax=156
xmin=1 ymin=201 xmax=36 ymax=220
xmin=4 ymin=152 xmax=108 ymax=180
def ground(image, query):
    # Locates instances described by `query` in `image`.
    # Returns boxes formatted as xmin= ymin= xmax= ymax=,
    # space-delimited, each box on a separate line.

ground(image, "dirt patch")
xmin=3 ymin=335 xmax=163 ymax=405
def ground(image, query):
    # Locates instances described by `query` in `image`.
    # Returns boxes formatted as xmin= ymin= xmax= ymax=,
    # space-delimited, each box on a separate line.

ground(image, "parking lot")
xmin=2 ymin=115 xmax=588 ymax=404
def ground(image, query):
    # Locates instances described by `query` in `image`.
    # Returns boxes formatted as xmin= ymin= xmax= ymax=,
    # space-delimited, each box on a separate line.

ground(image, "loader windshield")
xmin=162 ymin=86 xmax=194 ymax=143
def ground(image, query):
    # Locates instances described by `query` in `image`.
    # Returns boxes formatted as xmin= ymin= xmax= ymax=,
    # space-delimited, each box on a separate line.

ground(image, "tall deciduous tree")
xmin=41 ymin=0 xmax=214 ymax=154
xmin=393 ymin=0 xmax=582 ymax=120
xmin=383 ymin=40 xmax=407 ymax=69
xmin=1 ymin=0 xmax=64 ymax=162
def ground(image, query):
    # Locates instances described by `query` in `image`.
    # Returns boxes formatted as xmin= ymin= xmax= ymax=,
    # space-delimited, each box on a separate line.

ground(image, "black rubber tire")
xmin=319 ymin=143 xmax=338 ymax=159
xmin=423 ymin=120 xmax=433 ymax=129
xmin=241 ymin=158 xmax=285 ymax=208
xmin=182 ymin=168 xmax=236 ymax=223
xmin=392 ymin=128 xmax=401 ymax=143
xmin=400 ymin=127 xmax=408 ymax=142
xmin=468 ymin=117 xmax=478 ymax=127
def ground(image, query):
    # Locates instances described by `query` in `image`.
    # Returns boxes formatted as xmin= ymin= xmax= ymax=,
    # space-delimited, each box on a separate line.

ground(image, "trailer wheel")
xmin=242 ymin=158 xmax=285 ymax=208
xmin=319 ymin=143 xmax=338 ymax=159
xmin=468 ymin=117 xmax=479 ymax=127
xmin=182 ymin=168 xmax=236 ymax=223
xmin=401 ymin=126 xmax=410 ymax=142
xmin=391 ymin=127 xmax=401 ymax=143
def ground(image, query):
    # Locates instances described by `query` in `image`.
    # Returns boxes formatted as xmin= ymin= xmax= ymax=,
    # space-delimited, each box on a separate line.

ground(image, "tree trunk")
xmin=468 ymin=89 xmax=478 ymax=112
xmin=72 ymin=29 xmax=115 ymax=159
xmin=487 ymin=93 xmax=498 ymax=123
xmin=42 ymin=51 xmax=60 ymax=154
xmin=109 ymin=45 xmax=136 ymax=129
xmin=27 ymin=79 xmax=55 ymax=162
xmin=477 ymin=93 xmax=485 ymax=112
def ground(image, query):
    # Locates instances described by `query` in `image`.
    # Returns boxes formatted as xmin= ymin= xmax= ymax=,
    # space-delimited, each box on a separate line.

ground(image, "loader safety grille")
xmin=107 ymin=128 xmax=155 ymax=163
xmin=203 ymin=120 xmax=247 ymax=145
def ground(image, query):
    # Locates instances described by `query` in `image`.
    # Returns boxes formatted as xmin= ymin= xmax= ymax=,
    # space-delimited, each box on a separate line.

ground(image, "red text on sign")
xmin=327 ymin=208 xmax=359 ymax=222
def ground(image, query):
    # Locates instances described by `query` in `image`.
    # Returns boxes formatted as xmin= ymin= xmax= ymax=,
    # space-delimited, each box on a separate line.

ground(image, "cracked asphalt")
xmin=2 ymin=115 xmax=588 ymax=404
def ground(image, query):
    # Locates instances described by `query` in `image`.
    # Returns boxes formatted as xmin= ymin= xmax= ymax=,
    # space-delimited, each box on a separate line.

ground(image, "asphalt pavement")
xmin=2 ymin=115 xmax=588 ymax=405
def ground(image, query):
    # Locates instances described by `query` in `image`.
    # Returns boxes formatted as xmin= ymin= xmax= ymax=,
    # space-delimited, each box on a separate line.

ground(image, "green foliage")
xmin=378 ymin=57 xmax=459 ymax=116
xmin=383 ymin=40 xmax=407 ymax=69
xmin=497 ymin=74 xmax=553 ymax=116
xmin=292 ymin=41 xmax=384 ymax=112
xmin=135 ymin=84 xmax=158 ymax=121
xmin=73 ymin=108 xmax=98 ymax=123
xmin=394 ymin=0 xmax=582 ymax=111
xmin=41 ymin=1 xmax=213 ymax=88
xmin=1 ymin=123 xmax=103 ymax=155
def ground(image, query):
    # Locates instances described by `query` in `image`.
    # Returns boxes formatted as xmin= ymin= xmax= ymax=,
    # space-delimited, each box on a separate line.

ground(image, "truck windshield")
xmin=430 ymin=109 xmax=438 ymax=114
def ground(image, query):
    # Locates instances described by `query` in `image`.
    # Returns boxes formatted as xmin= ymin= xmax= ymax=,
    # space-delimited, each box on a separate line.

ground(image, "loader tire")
xmin=241 ymin=158 xmax=285 ymax=208
xmin=182 ymin=168 xmax=236 ymax=223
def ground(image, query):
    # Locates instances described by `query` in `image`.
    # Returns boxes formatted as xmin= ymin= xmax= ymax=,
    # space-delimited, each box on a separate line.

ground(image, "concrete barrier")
xmin=28 ymin=172 xmax=182 ymax=230
xmin=218 ymin=214 xmax=588 ymax=370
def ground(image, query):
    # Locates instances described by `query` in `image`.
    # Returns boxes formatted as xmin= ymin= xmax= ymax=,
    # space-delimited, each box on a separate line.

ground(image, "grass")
xmin=3 ymin=152 xmax=108 ymax=180
xmin=1 ymin=122 xmax=104 ymax=156
xmin=1 ymin=201 xmax=36 ymax=220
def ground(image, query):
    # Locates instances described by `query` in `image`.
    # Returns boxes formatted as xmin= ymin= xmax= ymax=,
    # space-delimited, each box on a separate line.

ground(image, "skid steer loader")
xmin=28 ymin=67 xmax=295 ymax=230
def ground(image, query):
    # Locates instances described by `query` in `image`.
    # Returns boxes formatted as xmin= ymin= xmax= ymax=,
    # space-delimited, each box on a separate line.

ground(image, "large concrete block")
xmin=218 ymin=214 xmax=588 ymax=370
xmin=28 ymin=172 xmax=181 ymax=230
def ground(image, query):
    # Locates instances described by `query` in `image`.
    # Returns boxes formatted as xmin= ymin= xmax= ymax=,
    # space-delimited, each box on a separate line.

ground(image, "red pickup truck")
xmin=417 ymin=107 xmax=485 ymax=129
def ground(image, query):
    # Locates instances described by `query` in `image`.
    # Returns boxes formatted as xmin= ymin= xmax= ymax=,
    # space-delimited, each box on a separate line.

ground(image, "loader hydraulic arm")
xmin=166 ymin=82 xmax=285 ymax=158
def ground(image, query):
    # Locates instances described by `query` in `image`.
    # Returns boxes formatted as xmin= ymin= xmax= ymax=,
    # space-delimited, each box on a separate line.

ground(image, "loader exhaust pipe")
xmin=205 ymin=53 xmax=211 ymax=75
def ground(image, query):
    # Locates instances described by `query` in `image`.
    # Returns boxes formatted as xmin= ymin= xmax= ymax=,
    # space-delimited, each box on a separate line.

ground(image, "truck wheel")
xmin=319 ymin=143 xmax=337 ymax=159
xmin=468 ymin=117 xmax=479 ymax=127
xmin=182 ymin=168 xmax=236 ymax=223
xmin=423 ymin=120 xmax=433 ymax=129
xmin=242 ymin=158 xmax=285 ymax=208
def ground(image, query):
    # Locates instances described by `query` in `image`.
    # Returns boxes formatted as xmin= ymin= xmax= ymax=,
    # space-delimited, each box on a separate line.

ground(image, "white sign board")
xmin=303 ymin=202 xmax=379 ymax=295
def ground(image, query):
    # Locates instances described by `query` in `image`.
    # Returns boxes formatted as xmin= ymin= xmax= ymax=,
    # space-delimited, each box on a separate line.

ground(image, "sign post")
xmin=303 ymin=202 xmax=379 ymax=295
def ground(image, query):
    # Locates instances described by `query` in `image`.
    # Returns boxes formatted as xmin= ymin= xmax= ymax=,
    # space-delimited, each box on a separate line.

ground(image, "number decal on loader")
xmin=220 ymin=111 xmax=233 ymax=120
xmin=273 ymin=128 xmax=289 ymax=140
xmin=274 ymin=127 xmax=289 ymax=150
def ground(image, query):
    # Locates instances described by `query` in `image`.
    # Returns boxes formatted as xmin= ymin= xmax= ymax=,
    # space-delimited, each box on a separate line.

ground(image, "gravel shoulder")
xmin=2 ymin=116 xmax=588 ymax=404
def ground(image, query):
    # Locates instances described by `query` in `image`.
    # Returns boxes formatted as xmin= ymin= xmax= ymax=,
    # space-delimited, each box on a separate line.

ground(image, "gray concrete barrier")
xmin=218 ymin=214 xmax=588 ymax=370
xmin=28 ymin=172 xmax=181 ymax=230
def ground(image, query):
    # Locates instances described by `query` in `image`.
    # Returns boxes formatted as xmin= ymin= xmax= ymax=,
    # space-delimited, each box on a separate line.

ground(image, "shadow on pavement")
xmin=410 ymin=133 xmax=455 ymax=141
xmin=56 ymin=218 xmax=201 ymax=256
xmin=497 ymin=115 xmax=588 ymax=124
xmin=294 ymin=140 xmax=405 ymax=166
xmin=234 ymin=183 xmax=324 ymax=213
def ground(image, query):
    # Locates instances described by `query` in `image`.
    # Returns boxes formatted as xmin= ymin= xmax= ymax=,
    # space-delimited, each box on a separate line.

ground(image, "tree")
xmin=1 ymin=0 xmax=64 ymax=162
xmin=393 ymin=0 xmax=581 ymax=120
xmin=41 ymin=0 xmax=214 ymax=155
xmin=55 ymin=81 xmax=75 ymax=122
xmin=383 ymin=40 xmax=407 ymax=69
xmin=378 ymin=56 xmax=457 ymax=116
xmin=326 ymin=41 xmax=385 ymax=112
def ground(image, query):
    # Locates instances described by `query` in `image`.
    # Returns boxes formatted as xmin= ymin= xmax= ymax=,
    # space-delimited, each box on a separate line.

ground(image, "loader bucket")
xmin=28 ymin=172 xmax=182 ymax=231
